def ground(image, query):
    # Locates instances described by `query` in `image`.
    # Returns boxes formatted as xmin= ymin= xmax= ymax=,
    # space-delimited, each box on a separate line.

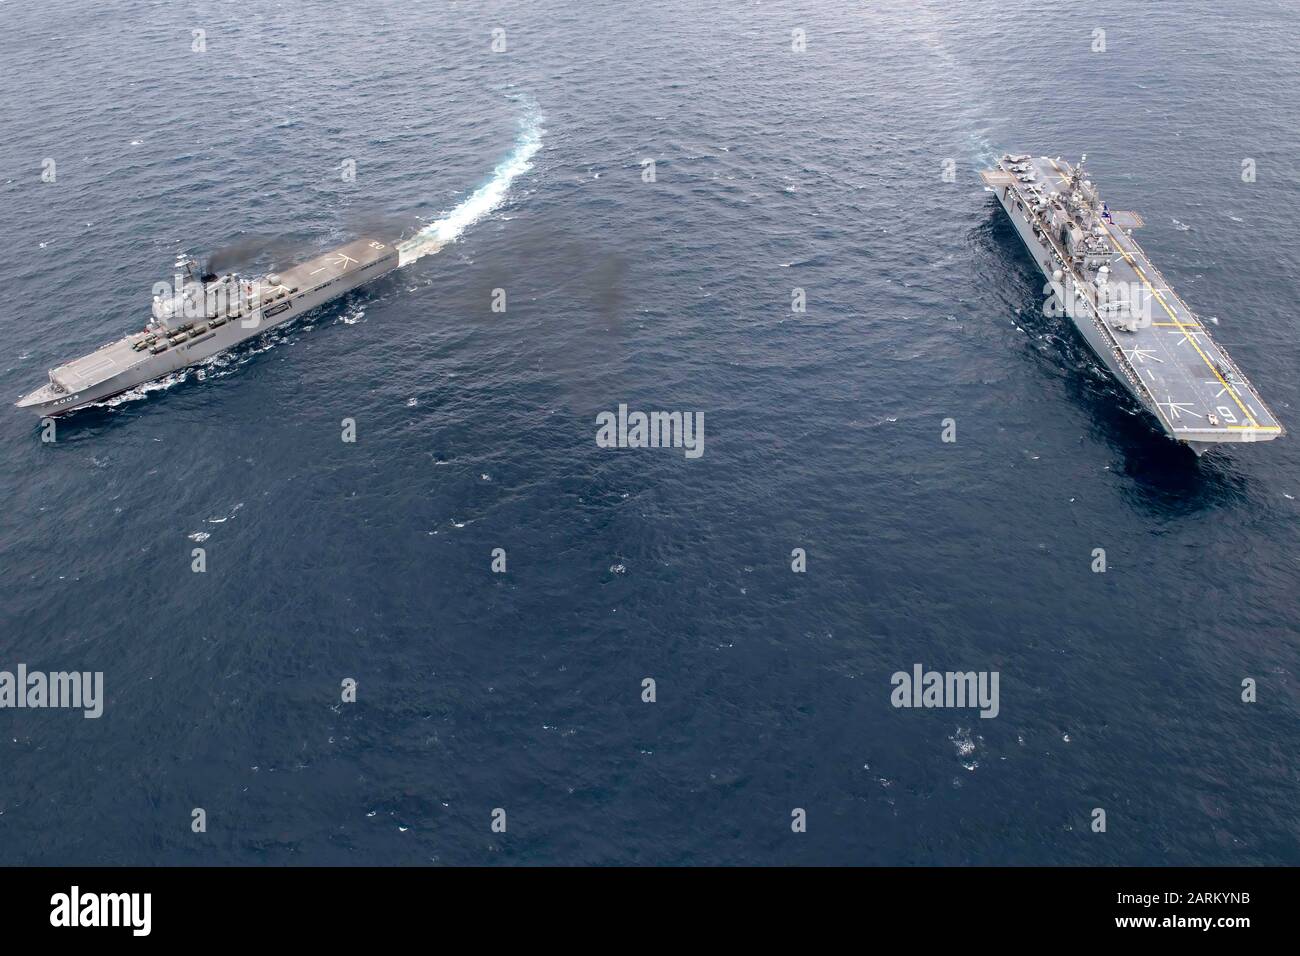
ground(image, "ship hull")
xmin=991 ymin=186 xmax=1161 ymax=422
xmin=18 ymin=238 xmax=398 ymax=416
xmin=984 ymin=159 xmax=1282 ymax=454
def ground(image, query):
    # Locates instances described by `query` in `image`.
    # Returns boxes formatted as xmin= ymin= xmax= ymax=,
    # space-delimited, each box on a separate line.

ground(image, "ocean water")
xmin=1 ymin=0 xmax=1297 ymax=865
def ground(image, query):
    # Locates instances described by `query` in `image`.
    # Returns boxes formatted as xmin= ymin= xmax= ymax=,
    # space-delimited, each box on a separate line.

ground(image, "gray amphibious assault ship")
xmin=16 ymin=234 xmax=429 ymax=416
xmin=982 ymin=154 xmax=1283 ymax=455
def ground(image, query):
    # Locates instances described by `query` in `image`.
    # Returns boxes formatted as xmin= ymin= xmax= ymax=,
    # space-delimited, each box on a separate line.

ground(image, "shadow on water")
xmin=203 ymin=235 xmax=307 ymax=276
xmin=971 ymin=207 xmax=1252 ymax=515
xmin=341 ymin=209 xmax=425 ymax=246
xmin=204 ymin=213 xmax=418 ymax=276
xmin=480 ymin=221 xmax=631 ymax=415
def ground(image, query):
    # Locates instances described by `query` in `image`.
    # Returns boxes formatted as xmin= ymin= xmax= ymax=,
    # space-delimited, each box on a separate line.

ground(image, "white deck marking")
xmin=1158 ymin=398 xmax=1202 ymax=420
xmin=990 ymin=155 xmax=1281 ymax=439
xmin=1167 ymin=330 xmax=1208 ymax=349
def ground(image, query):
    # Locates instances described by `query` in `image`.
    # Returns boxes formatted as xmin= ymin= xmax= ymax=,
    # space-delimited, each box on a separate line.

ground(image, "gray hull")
xmin=982 ymin=155 xmax=1283 ymax=454
xmin=993 ymin=183 xmax=1140 ymax=397
xmin=18 ymin=238 xmax=400 ymax=416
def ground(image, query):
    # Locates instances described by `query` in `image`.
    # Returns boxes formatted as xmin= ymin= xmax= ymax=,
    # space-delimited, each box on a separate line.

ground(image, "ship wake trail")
xmin=397 ymin=108 xmax=545 ymax=267
xmin=15 ymin=104 xmax=544 ymax=417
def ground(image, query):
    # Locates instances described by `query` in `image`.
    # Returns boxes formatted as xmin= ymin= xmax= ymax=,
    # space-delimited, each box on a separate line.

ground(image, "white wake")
xmin=397 ymin=108 xmax=544 ymax=267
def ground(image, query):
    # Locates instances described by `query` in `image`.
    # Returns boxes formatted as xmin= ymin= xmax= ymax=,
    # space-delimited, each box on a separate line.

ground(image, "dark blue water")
xmin=2 ymin=0 xmax=1297 ymax=865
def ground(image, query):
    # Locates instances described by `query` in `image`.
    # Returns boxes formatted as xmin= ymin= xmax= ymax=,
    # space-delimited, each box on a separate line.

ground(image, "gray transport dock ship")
xmin=982 ymin=154 xmax=1283 ymax=455
xmin=16 ymin=235 xmax=418 ymax=416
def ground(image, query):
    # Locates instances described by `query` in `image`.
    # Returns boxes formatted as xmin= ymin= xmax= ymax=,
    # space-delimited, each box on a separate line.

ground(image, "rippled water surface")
xmin=0 ymin=0 xmax=1297 ymax=865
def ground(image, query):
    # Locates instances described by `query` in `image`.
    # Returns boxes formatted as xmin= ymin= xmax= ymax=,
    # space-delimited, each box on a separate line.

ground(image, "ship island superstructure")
xmin=981 ymin=154 xmax=1283 ymax=455
xmin=17 ymin=235 xmax=412 ymax=416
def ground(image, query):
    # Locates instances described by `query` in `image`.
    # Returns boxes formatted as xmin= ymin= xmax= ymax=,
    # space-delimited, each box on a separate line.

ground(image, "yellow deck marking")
xmin=1049 ymin=159 xmax=1260 ymax=428
xmin=1102 ymin=223 xmax=1258 ymax=426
